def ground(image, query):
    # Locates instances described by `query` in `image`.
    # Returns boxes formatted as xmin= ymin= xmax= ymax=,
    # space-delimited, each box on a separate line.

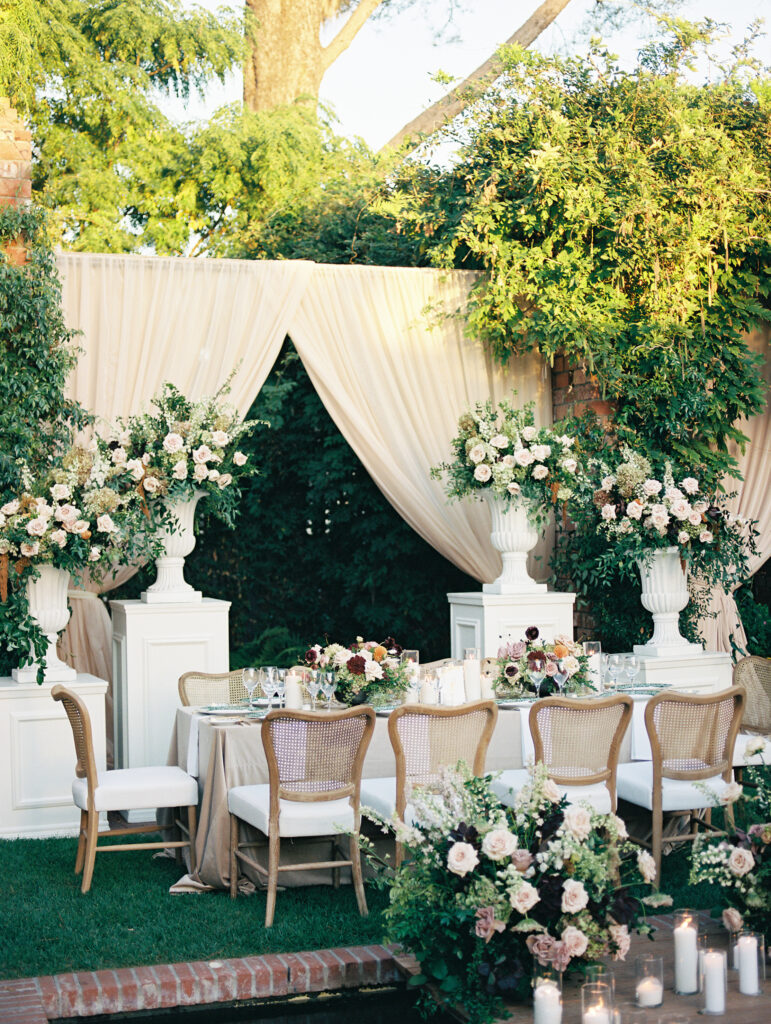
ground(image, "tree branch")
xmin=380 ymin=0 xmax=574 ymax=153
xmin=321 ymin=0 xmax=386 ymax=72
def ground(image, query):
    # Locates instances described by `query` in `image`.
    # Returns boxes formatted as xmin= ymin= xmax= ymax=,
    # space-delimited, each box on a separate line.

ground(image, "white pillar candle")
xmin=419 ymin=680 xmax=437 ymax=705
xmin=463 ymin=658 xmax=482 ymax=701
xmin=533 ymin=981 xmax=562 ymax=1024
xmin=582 ymin=1006 xmax=610 ymax=1024
xmin=703 ymin=951 xmax=726 ymax=1014
xmin=737 ymin=934 xmax=759 ymax=994
xmin=587 ymin=653 xmax=602 ymax=691
xmin=635 ymin=976 xmax=663 ymax=1007
xmin=285 ymin=676 xmax=304 ymax=709
xmin=674 ymin=918 xmax=699 ymax=993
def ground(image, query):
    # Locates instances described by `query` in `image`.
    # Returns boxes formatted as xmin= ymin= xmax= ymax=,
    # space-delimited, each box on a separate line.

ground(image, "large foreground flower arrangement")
xmin=376 ymin=764 xmax=660 ymax=1023
xmin=304 ymin=636 xmax=410 ymax=705
xmin=492 ymin=627 xmax=591 ymax=697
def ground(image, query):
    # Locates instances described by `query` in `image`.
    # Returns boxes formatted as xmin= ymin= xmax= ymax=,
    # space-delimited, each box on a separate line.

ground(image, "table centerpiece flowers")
xmin=366 ymin=761 xmax=660 ymax=1024
xmin=304 ymin=636 xmax=411 ymax=706
xmin=491 ymin=627 xmax=591 ymax=698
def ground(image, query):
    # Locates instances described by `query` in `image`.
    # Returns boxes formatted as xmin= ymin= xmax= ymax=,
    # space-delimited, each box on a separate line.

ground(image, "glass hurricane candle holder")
xmin=701 ymin=948 xmax=727 ymax=1015
xmin=635 ymin=954 xmax=664 ymax=1007
xmin=532 ymin=962 xmax=562 ymax=1024
xmin=401 ymin=650 xmax=420 ymax=701
xmin=581 ymin=981 xmax=612 ymax=1024
xmin=673 ymin=908 xmax=699 ymax=994
xmin=736 ymin=930 xmax=765 ymax=996
xmin=585 ymin=964 xmax=615 ymax=1000
xmin=584 ymin=640 xmax=602 ymax=691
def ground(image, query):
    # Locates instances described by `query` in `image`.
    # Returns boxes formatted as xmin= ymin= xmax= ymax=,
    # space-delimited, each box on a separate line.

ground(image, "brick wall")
xmin=0 ymin=97 xmax=32 ymax=266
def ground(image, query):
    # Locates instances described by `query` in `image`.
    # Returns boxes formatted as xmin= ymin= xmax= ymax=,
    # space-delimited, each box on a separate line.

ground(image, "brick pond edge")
xmin=0 ymin=944 xmax=401 ymax=1023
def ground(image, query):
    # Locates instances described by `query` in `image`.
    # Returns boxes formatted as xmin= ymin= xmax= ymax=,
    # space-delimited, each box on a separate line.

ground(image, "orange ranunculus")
xmin=81 ymin=530 xmax=91 ymax=540
xmin=373 ymin=645 xmax=388 ymax=662
xmin=553 ymin=643 xmax=569 ymax=659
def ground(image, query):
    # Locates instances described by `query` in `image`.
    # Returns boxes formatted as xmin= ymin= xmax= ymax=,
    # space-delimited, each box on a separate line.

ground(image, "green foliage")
xmin=735 ymin=586 xmax=771 ymax=658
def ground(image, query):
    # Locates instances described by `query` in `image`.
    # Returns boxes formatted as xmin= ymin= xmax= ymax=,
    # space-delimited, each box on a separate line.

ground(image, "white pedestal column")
xmin=448 ymin=590 xmax=576 ymax=660
xmin=0 ymin=673 xmax=108 ymax=838
xmin=110 ymin=598 xmax=230 ymax=772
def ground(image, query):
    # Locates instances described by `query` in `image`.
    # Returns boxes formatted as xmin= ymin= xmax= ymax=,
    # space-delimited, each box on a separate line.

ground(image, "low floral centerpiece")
xmin=492 ymin=627 xmax=591 ymax=697
xmin=369 ymin=763 xmax=661 ymax=1023
xmin=304 ymin=636 xmax=411 ymax=706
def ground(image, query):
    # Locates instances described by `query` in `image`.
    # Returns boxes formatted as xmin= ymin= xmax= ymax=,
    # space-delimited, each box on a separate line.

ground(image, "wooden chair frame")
xmin=229 ymin=706 xmax=375 ymax=927
xmin=733 ymin=655 xmax=771 ymax=734
xmin=632 ymin=685 xmax=746 ymax=881
xmin=529 ymin=694 xmax=633 ymax=812
xmin=178 ymin=668 xmax=247 ymax=707
xmin=388 ymin=700 xmax=498 ymax=864
xmin=52 ymin=684 xmax=197 ymax=893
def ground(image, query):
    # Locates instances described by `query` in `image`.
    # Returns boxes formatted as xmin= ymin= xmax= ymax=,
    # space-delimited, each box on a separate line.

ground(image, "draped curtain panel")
xmin=288 ymin=263 xmax=553 ymax=585
xmin=702 ymin=323 xmax=771 ymax=653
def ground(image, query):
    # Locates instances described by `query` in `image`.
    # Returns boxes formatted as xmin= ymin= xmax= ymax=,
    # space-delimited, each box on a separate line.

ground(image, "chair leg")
xmin=395 ymin=840 xmax=404 ymax=868
xmin=651 ymin=798 xmax=663 ymax=889
xmin=187 ymin=804 xmax=198 ymax=875
xmin=74 ymin=810 xmax=88 ymax=874
xmin=229 ymin=813 xmax=238 ymax=899
xmin=332 ymin=838 xmax=341 ymax=888
xmin=350 ymin=833 xmax=368 ymax=917
xmin=80 ymin=810 xmax=99 ymax=894
xmin=265 ymin=830 xmax=280 ymax=928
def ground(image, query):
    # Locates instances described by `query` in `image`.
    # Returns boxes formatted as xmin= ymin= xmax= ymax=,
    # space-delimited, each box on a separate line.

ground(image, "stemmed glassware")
xmin=553 ymin=659 xmax=568 ymax=695
xmin=274 ymin=668 xmax=287 ymax=708
xmin=435 ymin=666 xmax=446 ymax=706
xmin=607 ymin=654 xmax=624 ymax=692
xmin=261 ymin=666 xmax=277 ymax=709
xmin=306 ymin=668 xmax=320 ymax=710
xmin=624 ymin=654 xmax=641 ymax=688
xmin=321 ymin=671 xmax=337 ymax=709
xmin=242 ymin=666 xmax=258 ymax=709
xmin=530 ymin=657 xmax=547 ymax=698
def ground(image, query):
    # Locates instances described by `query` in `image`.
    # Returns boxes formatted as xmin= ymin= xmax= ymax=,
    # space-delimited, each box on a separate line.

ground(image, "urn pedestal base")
xmin=12 ymin=661 xmax=76 ymax=684
xmin=448 ymin=590 xmax=576 ymax=660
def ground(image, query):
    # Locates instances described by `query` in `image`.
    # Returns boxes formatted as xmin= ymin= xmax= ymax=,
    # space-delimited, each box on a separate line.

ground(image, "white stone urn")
xmin=633 ymin=546 xmax=702 ymax=657
xmin=141 ymin=490 xmax=205 ymax=604
xmin=482 ymin=492 xmax=546 ymax=594
xmin=12 ymin=564 xmax=77 ymax=682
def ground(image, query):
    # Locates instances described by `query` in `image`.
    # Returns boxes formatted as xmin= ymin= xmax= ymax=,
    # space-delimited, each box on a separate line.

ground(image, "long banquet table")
xmin=165 ymin=696 xmax=653 ymax=892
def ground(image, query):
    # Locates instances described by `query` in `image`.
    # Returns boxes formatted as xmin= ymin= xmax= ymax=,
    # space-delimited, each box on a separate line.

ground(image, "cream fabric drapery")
xmin=289 ymin=263 xmax=553 ymax=583
xmin=702 ymin=324 xmax=771 ymax=653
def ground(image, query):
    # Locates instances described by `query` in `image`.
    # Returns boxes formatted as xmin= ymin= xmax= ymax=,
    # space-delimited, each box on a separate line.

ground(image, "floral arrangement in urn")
xmin=107 ymin=378 xmax=261 ymax=529
xmin=492 ymin=627 xmax=591 ymax=697
xmin=431 ymin=395 xmax=579 ymax=527
xmin=304 ymin=636 xmax=410 ymax=706
xmin=369 ymin=763 xmax=661 ymax=1023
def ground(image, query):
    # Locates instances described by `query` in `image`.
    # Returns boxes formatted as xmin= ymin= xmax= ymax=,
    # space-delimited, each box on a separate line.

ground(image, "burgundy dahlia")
xmin=347 ymin=655 xmax=366 ymax=675
xmin=525 ymin=626 xmax=540 ymax=641
xmin=304 ymin=648 xmax=318 ymax=665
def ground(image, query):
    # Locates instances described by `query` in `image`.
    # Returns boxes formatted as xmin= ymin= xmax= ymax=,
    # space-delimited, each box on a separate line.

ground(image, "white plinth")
xmin=619 ymin=650 xmax=732 ymax=695
xmin=111 ymin=598 xmax=230 ymax=772
xmin=448 ymin=590 xmax=576 ymax=660
xmin=0 ymin=672 xmax=108 ymax=838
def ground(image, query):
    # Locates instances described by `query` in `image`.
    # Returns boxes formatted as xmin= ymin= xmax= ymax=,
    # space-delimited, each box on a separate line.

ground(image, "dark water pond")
xmin=56 ymin=988 xmax=456 ymax=1024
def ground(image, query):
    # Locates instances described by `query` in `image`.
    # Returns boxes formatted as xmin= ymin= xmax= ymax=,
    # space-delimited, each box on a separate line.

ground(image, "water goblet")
xmin=274 ymin=668 xmax=287 ymax=708
xmin=435 ymin=666 xmax=447 ymax=705
xmin=607 ymin=654 xmax=624 ymax=692
xmin=242 ymin=666 xmax=258 ymax=709
xmin=624 ymin=654 xmax=641 ymax=688
xmin=553 ymin=659 xmax=568 ymax=694
xmin=321 ymin=671 xmax=337 ymax=709
xmin=530 ymin=659 xmax=547 ymax=698
xmin=307 ymin=668 xmax=320 ymax=710
xmin=261 ymin=666 xmax=276 ymax=709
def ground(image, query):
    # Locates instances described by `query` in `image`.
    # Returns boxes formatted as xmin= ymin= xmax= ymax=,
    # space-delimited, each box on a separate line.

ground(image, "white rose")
xmin=507 ymin=481 xmax=521 ymax=495
xmin=514 ymin=448 xmax=535 ymax=467
xmin=468 ymin=443 xmax=486 ymax=464
xmin=693 ymin=500 xmax=709 ymax=514
xmin=722 ymin=907 xmax=744 ymax=933
xmin=111 ymin=446 xmax=127 ymax=464
xmin=1 ymin=500 xmax=20 ymax=516
xmin=51 ymin=483 xmax=70 ymax=501
xmin=481 ymin=829 xmax=518 ymax=861
xmin=233 ymin=452 xmax=248 ymax=467
xmin=610 ymin=923 xmax=631 ymax=961
xmin=50 ymin=529 xmax=67 ymax=548
xmin=211 ymin=430 xmax=230 ymax=447
xmin=613 ymin=814 xmax=628 ymax=838
xmin=601 ymin=475 xmax=616 ymax=491
xmin=542 ymin=779 xmax=562 ymax=803
xmin=363 ymin=658 xmax=383 ymax=681
xmin=649 ymin=505 xmax=670 ymax=529
xmin=126 ymin=458 xmax=145 ymax=481
xmin=142 ymin=476 xmax=160 ymax=494
xmin=333 ymin=648 xmax=354 ymax=669
xmin=601 ymin=504 xmax=617 ymax=521
xmin=35 ymin=499 xmax=53 ymax=518
xmin=172 ymin=461 xmax=188 ymax=480
xmin=563 ymin=805 xmax=592 ymax=842
xmin=217 ymin=473 xmax=232 ymax=489
xmin=474 ymin=464 xmax=492 ymax=482
xmin=562 ymin=925 xmax=588 ymax=958
xmin=699 ymin=530 xmax=713 ymax=543
xmin=68 ymin=519 xmax=89 ymax=534
xmin=677 ymin=531 xmax=690 ymax=544
xmin=26 ymin=517 xmax=47 ymax=536
xmin=561 ymin=457 xmax=577 ymax=474
xmin=688 ymin=511 xmax=703 ymax=526
xmin=447 ymin=841 xmax=479 ymax=877
xmin=681 ymin=477 xmax=699 ymax=494
xmin=163 ymin=432 xmax=184 ymax=454
xmin=643 ymin=479 xmax=662 ymax=496
xmin=561 ymin=879 xmax=589 ymax=914
xmin=521 ymin=426 xmax=538 ymax=442
xmin=670 ymin=498 xmax=692 ymax=521
xmin=510 ymin=880 xmax=540 ymax=914
xmin=626 ymin=500 xmax=644 ymax=520
xmin=532 ymin=444 xmax=551 ymax=461
xmin=490 ymin=433 xmax=509 ymax=449
xmin=118 ymin=430 xmax=132 ymax=447
xmin=207 ymin=468 xmax=220 ymax=482
xmin=745 ymin=738 xmax=766 ymax=757
xmin=96 ymin=514 xmax=117 ymax=533
xmin=532 ymin=464 xmax=549 ymax=481
xmin=502 ymin=454 xmax=516 ymax=468
xmin=637 ymin=849 xmax=657 ymax=884
xmin=666 ymin=486 xmax=684 ymax=500
xmin=141 ymin=453 xmax=151 ymax=466
xmin=20 ymin=541 xmax=39 ymax=557
xmin=719 ymin=781 xmax=743 ymax=805
xmin=88 ymin=546 xmax=101 ymax=561
xmin=54 ymin=503 xmax=76 ymax=523
xmin=727 ymin=846 xmax=754 ymax=877
xmin=562 ymin=656 xmax=580 ymax=675
xmin=192 ymin=445 xmax=213 ymax=465
xmin=193 ymin=463 xmax=209 ymax=482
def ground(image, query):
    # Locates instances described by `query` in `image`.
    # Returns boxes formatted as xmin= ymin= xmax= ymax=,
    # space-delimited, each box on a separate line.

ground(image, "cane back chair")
xmin=178 ymin=669 xmax=248 ymax=707
xmin=228 ymin=706 xmax=375 ymax=927
xmin=52 ymin=684 xmax=198 ymax=893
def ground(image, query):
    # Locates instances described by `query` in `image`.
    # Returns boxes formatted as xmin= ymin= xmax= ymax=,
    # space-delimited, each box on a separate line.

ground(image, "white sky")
xmin=173 ymin=0 xmax=769 ymax=150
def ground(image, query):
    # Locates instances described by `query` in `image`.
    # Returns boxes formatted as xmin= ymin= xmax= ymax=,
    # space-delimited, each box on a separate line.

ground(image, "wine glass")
xmin=242 ymin=666 xmax=258 ymax=709
xmin=274 ymin=668 xmax=287 ymax=708
xmin=321 ymin=671 xmax=337 ymax=709
xmin=261 ymin=666 xmax=276 ymax=709
xmin=624 ymin=654 xmax=641 ymax=688
xmin=600 ymin=653 xmax=609 ymax=692
xmin=306 ymin=668 xmax=320 ymax=710
xmin=553 ymin=659 xmax=568 ymax=694
xmin=530 ymin=658 xmax=547 ymax=698
xmin=435 ymin=666 xmax=447 ymax=706
xmin=607 ymin=654 xmax=624 ymax=692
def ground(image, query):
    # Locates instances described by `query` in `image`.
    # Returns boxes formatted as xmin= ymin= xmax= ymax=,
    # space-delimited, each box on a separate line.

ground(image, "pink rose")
xmin=549 ymin=941 xmax=571 ymax=973
xmin=637 ymin=849 xmax=657 ymax=884
xmin=511 ymin=849 xmax=534 ymax=873
xmin=626 ymin=499 xmax=644 ymax=520
xmin=561 ymin=879 xmax=589 ymax=914
xmin=26 ymin=517 xmax=47 ymax=536
xmin=722 ymin=907 xmax=743 ymax=933
xmin=510 ymin=881 xmax=539 ymax=914
xmin=162 ymin=432 xmax=184 ymax=453
xmin=447 ymin=842 xmax=479 ymax=877
xmin=727 ymin=846 xmax=754 ymax=877
xmin=482 ymin=829 xmax=518 ymax=861
xmin=563 ymin=805 xmax=592 ymax=842
xmin=561 ymin=925 xmax=588 ymax=959
xmin=526 ymin=933 xmax=555 ymax=965
xmin=474 ymin=906 xmax=506 ymax=943
xmin=20 ymin=541 xmax=39 ymax=557
xmin=609 ymin=923 xmax=631 ymax=961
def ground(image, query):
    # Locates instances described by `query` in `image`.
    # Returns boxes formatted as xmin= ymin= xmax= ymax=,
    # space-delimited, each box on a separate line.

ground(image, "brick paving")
xmin=0 ymin=944 xmax=400 ymax=1023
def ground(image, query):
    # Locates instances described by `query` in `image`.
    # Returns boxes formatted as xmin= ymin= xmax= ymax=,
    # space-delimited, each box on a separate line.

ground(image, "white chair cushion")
xmin=490 ymin=771 xmax=611 ymax=813
xmin=228 ymin=784 xmax=355 ymax=838
xmin=360 ymin=777 xmax=396 ymax=820
xmin=616 ymin=762 xmax=731 ymax=812
xmin=490 ymin=769 xmax=530 ymax=807
xmin=73 ymin=766 xmax=198 ymax=813
xmin=733 ymin=733 xmax=769 ymax=766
